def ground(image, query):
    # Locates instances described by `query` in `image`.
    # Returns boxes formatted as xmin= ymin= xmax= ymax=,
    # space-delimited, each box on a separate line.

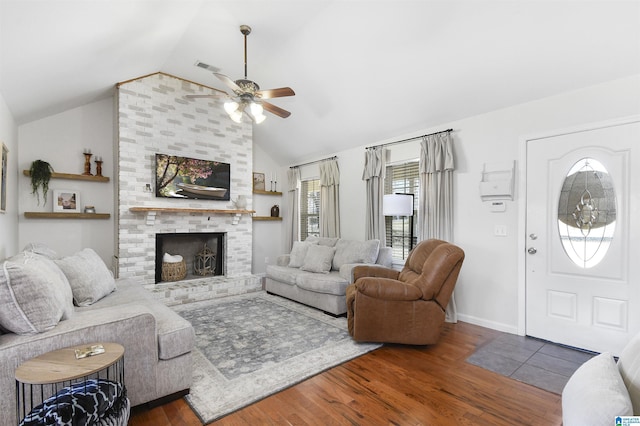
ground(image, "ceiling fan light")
xmin=250 ymin=102 xmax=264 ymax=116
xmin=254 ymin=113 xmax=266 ymax=124
xmin=224 ymin=101 xmax=239 ymax=114
xmin=229 ymin=110 xmax=243 ymax=123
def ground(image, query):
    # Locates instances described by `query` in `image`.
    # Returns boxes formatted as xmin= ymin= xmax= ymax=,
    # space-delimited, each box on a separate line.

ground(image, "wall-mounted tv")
xmin=155 ymin=154 xmax=230 ymax=201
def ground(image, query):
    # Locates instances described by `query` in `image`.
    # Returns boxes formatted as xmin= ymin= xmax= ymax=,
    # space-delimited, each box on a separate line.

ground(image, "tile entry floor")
xmin=466 ymin=332 xmax=596 ymax=394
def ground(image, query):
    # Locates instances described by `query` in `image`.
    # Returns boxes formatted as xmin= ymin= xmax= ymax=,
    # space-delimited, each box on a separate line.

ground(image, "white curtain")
xmin=362 ymin=147 xmax=386 ymax=243
xmin=319 ymin=159 xmax=341 ymax=238
xmin=285 ymin=167 xmax=301 ymax=251
xmin=418 ymin=131 xmax=457 ymax=321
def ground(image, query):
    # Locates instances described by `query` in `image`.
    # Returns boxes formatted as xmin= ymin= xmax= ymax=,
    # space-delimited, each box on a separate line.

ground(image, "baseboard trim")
xmin=457 ymin=314 xmax=519 ymax=335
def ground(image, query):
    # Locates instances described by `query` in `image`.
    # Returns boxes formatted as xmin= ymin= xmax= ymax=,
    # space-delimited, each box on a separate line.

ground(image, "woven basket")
xmin=161 ymin=260 xmax=186 ymax=282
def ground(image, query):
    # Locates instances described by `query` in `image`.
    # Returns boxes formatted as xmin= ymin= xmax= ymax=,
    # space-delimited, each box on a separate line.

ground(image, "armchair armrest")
xmin=354 ymin=277 xmax=423 ymax=301
xmin=353 ymin=265 xmax=400 ymax=282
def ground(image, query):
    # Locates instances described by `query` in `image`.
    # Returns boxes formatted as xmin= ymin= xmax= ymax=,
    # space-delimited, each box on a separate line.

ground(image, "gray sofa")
xmin=265 ymin=237 xmax=392 ymax=315
xmin=0 ymin=247 xmax=194 ymax=426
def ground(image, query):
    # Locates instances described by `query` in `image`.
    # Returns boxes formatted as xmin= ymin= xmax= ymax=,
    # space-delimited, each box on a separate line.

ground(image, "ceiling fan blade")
xmin=257 ymin=87 xmax=295 ymax=99
xmin=195 ymin=61 xmax=221 ymax=73
xmin=262 ymin=101 xmax=291 ymax=118
xmin=214 ymin=73 xmax=241 ymax=92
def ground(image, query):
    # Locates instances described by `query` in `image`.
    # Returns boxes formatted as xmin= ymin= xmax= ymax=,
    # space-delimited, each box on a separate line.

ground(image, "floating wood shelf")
xmin=253 ymin=216 xmax=283 ymax=221
xmin=23 ymin=170 xmax=110 ymax=182
xmin=253 ymin=190 xmax=282 ymax=196
xmin=24 ymin=212 xmax=111 ymax=219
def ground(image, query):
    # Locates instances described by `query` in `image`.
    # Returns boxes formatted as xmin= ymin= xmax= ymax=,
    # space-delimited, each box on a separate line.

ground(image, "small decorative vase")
xmin=270 ymin=205 xmax=280 ymax=217
xmin=234 ymin=195 xmax=247 ymax=209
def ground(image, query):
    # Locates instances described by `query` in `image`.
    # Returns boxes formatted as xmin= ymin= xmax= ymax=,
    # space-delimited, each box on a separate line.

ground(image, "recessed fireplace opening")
xmin=155 ymin=232 xmax=225 ymax=284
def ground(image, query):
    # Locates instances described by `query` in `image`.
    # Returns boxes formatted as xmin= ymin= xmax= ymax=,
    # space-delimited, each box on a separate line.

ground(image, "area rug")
xmin=172 ymin=291 xmax=381 ymax=424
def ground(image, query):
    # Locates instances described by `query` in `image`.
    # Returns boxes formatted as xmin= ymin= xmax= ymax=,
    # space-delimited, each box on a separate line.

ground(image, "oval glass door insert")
xmin=557 ymin=158 xmax=616 ymax=268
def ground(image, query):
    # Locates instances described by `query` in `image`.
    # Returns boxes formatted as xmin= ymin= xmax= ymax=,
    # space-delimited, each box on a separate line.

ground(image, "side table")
xmin=15 ymin=342 xmax=129 ymax=425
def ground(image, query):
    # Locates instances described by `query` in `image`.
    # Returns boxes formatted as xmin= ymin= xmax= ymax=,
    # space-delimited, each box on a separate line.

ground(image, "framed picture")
xmin=53 ymin=189 xmax=81 ymax=213
xmin=253 ymin=172 xmax=265 ymax=191
xmin=0 ymin=143 xmax=7 ymax=213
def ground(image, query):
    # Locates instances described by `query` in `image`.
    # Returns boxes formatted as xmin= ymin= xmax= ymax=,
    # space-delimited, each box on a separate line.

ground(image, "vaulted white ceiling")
xmin=1 ymin=0 xmax=639 ymax=165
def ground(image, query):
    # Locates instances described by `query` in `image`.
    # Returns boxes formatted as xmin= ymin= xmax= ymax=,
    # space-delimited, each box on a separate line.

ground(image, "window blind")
xmin=300 ymin=179 xmax=320 ymax=240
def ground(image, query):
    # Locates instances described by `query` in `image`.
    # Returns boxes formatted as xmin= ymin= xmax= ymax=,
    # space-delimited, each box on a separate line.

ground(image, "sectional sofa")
xmin=0 ymin=245 xmax=194 ymax=426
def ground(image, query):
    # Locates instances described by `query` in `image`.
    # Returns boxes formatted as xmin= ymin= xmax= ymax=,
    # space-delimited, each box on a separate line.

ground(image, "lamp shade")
xmin=383 ymin=194 xmax=414 ymax=216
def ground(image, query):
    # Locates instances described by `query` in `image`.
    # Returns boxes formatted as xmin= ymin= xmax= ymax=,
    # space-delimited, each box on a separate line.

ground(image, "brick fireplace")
xmin=116 ymin=72 xmax=261 ymax=300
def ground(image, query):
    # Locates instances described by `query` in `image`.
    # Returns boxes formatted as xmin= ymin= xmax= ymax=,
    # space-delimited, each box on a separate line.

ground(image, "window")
xmin=300 ymin=178 xmax=320 ymax=240
xmin=385 ymin=161 xmax=419 ymax=260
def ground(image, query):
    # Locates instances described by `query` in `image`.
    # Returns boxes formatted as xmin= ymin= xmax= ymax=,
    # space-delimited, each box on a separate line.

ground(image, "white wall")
xmin=252 ymin=142 xmax=284 ymax=274
xmin=17 ymin=98 xmax=115 ymax=264
xmin=0 ymin=91 xmax=18 ymax=259
xmin=286 ymin=74 xmax=640 ymax=333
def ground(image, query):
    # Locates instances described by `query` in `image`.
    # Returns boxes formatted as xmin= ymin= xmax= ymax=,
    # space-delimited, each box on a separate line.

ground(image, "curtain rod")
xmin=290 ymin=155 xmax=337 ymax=169
xmin=366 ymin=128 xmax=453 ymax=150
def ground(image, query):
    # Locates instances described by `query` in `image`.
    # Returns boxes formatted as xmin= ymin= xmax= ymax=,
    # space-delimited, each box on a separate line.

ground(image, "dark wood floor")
xmin=129 ymin=321 xmax=562 ymax=425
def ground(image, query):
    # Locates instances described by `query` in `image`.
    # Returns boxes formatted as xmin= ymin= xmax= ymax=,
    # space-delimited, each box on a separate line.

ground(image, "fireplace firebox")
xmin=155 ymin=232 xmax=225 ymax=283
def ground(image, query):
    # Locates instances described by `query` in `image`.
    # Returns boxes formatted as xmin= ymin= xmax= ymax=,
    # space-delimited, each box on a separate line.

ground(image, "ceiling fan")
xmin=188 ymin=25 xmax=295 ymax=124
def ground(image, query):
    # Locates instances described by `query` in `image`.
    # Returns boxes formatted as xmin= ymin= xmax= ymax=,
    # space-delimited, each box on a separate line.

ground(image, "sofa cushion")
xmin=265 ymin=265 xmax=302 ymax=285
xmin=301 ymin=245 xmax=335 ymax=274
xmin=332 ymin=239 xmax=380 ymax=271
xmin=288 ymin=241 xmax=318 ymax=268
xmin=296 ymin=271 xmax=349 ymax=296
xmin=305 ymin=236 xmax=339 ymax=247
xmin=618 ymin=331 xmax=640 ymax=414
xmin=78 ymin=278 xmax=194 ymax=360
xmin=55 ymin=248 xmax=116 ymax=306
xmin=562 ymin=352 xmax=633 ymax=425
xmin=0 ymin=252 xmax=73 ymax=334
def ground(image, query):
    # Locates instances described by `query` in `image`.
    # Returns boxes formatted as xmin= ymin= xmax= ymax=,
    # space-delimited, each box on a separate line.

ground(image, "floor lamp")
xmin=383 ymin=193 xmax=415 ymax=254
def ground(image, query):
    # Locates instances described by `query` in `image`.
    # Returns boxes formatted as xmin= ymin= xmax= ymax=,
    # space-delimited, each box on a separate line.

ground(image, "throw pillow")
xmin=301 ymin=245 xmax=336 ymax=274
xmin=288 ymin=241 xmax=318 ymax=268
xmin=304 ymin=236 xmax=339 ymax=247
xmin=562 ymin=352 xmax=633 ymax=426
xmin=618 ymin=330 xmax=640 ymax=414
xmin=55 ymin=248 xmax=116 ymax=307
xmin=23 ymin=242 xmax=60 ymax=260
xmin=332 ymin=239 xmax=380 ymax=271
xmin=0 ymin=252 xmax=72 ymax=334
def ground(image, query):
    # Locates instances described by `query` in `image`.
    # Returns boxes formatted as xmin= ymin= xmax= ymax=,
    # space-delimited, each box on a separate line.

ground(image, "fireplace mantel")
xmin=130 ymin=206 xmax=255 ymax=225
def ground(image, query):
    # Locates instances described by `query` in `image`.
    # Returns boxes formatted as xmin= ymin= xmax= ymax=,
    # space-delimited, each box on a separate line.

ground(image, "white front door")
xmin=525 ymin=117 xmax=640 ymax=355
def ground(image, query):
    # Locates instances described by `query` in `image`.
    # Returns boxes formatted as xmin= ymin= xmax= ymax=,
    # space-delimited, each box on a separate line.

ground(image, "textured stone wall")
xmin=117 ymin=73 xmax=255 ymax=289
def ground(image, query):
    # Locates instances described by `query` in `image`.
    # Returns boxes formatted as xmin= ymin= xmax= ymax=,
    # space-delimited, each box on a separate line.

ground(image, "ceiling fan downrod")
xmin=240 ymin=25 xmax=251 ymax=80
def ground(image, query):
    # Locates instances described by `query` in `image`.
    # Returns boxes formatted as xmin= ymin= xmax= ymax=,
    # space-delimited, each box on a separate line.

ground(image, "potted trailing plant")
xmin=29 ymin=160 xmax=53 ymax=205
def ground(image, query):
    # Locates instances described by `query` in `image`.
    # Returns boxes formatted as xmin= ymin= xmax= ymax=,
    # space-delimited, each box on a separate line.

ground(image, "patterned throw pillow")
xmin=19 ymin=379 xmax=127 ymax=426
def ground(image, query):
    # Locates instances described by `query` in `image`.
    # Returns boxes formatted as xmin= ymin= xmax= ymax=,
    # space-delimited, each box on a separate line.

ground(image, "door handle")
xmin=528 ymin=247 xmax=537 ymax=255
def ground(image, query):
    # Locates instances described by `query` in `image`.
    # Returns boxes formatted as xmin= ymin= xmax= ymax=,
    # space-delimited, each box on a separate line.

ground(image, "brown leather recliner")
xmin=346 ymin=239 xmax=465 ymax=345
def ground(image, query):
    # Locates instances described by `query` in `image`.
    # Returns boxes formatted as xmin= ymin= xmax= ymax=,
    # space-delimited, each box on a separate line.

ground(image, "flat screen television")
xmin=155 ymin=154 xmax=230 ymax=201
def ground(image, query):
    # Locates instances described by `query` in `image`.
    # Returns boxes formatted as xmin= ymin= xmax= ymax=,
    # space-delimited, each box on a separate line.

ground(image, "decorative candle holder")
xmin=95 ymin=158 xmax=103 ymax=177
xmin=82 ymin=152 xmax=93 ymax=176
